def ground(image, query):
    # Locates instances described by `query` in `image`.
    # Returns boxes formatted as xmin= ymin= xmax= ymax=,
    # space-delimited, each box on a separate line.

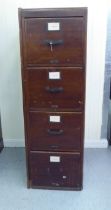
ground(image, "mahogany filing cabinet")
xmin=18 ymin=8 xmax=87 ymax=190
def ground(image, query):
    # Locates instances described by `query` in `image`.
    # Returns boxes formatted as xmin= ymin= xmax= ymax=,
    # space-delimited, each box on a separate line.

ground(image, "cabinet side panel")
xmin=18 ymin=8 xmax=31 ymax=187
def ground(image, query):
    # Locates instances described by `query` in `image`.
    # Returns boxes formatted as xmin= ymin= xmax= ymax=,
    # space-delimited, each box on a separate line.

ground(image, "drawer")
xmin=28 ymin=111 xmax=83 ymax=151
xmin=25 ymin=68 xmax=84 ymax=110
xmin=29 ymin=151 xmax=82 ymax=189
xmin=24 ymin=17 xmax=85 ymax=66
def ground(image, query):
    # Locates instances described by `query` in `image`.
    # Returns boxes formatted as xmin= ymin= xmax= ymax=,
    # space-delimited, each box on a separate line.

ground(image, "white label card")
xmin=49 ymin=72 xmax=60 ymax=79
xmin=49 ymin=116 xmax=60 ymax=123
xmin=50 ymin=156 xmax=60 ymax=162
xmin=48 ymin=22 xmax=60 ymax=31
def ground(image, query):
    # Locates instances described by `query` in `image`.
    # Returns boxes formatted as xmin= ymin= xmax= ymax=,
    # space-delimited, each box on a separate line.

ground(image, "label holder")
xmin=47 ymin=22 xmax=60 ymax=31
xmin=49 ymin=115 xmax=61 ymax=123
xmin=50 ymin=156 xmax=60 ymax=162
xmin=48 ymin=71 xmax=61 ymax=80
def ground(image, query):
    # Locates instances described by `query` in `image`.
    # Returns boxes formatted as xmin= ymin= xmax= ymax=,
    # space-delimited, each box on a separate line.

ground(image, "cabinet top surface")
xmin=19 ymin=7 xmax=87 ymax=18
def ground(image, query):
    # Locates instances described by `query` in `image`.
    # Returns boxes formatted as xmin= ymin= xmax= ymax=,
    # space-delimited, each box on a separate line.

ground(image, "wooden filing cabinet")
xmin=18 ymin=8 xmax=87 ymax=190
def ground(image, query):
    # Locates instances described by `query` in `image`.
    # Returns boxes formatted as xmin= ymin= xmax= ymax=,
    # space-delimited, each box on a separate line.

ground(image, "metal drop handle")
xmin=47 ymin=129 xmax=63 ymax=135
xmin=44 ymin=39 xmax=64 ymax=52
xmin=45 ymin=86 xmax=63 ymax=93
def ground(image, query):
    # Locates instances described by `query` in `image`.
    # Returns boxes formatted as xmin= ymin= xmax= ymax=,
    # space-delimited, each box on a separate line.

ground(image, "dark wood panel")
xmin=29 ymin=151 xmax=82 ymax=189
xmin=19 ymin=7 xmax=87 ymax=18
xmin=28 ymin=111 xmax=83 ymax=151
xmin=18 ymin=7 xmax=87 ymax=190
xmin=25 ymin=68 xmax=85 ymax=110
xmin=24 ymin=17 xmax=85 ymax=66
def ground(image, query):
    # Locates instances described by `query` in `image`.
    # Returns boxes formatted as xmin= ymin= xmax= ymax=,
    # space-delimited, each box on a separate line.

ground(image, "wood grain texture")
xmin=29 ymin=151 xmax=82 ymax=189
xmin=24 ymin=17 xmax=85 ymax=67
xmin=24 ymin=67 xmax=84 ymax=110
xmin=28 ymin=111 xmax=83 ymax=152
xmin=18 ymin=7 xmax=87 ymax=190
xmin=19 ymin=7 xmax=87 ymax=18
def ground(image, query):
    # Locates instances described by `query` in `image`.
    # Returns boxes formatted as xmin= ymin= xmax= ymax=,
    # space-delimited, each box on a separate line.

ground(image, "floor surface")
xmin=0 ymin=148 xmax=111 ymax=210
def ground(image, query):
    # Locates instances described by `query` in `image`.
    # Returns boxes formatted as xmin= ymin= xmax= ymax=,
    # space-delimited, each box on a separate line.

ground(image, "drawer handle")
xmin=50 ymin=145 xmax=59 ymax=148
xmin=44 ymin=40 xmax=63 ymax=51
xmin=45 ymin=86 xmax=63 ymax=93
xmin=47 ymin=129 xmax=63 ymax=135
xmin=44 ymin=39 xmax=64 ymax=46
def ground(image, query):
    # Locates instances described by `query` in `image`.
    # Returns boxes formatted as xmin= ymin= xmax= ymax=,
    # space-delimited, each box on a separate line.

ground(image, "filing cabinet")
xmin=18 ymin=8 xmax=87 ymax=190
xmin=30 ymin=151 xmax=81 ymax=188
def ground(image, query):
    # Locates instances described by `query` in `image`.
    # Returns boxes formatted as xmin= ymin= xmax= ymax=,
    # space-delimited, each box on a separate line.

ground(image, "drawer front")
xmin=28 ymin=111 xmax=83 ymax=151
xmin=24 ymin=17 xmax=85 ymax=67
xmin=29 ymin=151 xmax=82 ymax=189
xmin=25 ymin=68 xmax=84 ymax=110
